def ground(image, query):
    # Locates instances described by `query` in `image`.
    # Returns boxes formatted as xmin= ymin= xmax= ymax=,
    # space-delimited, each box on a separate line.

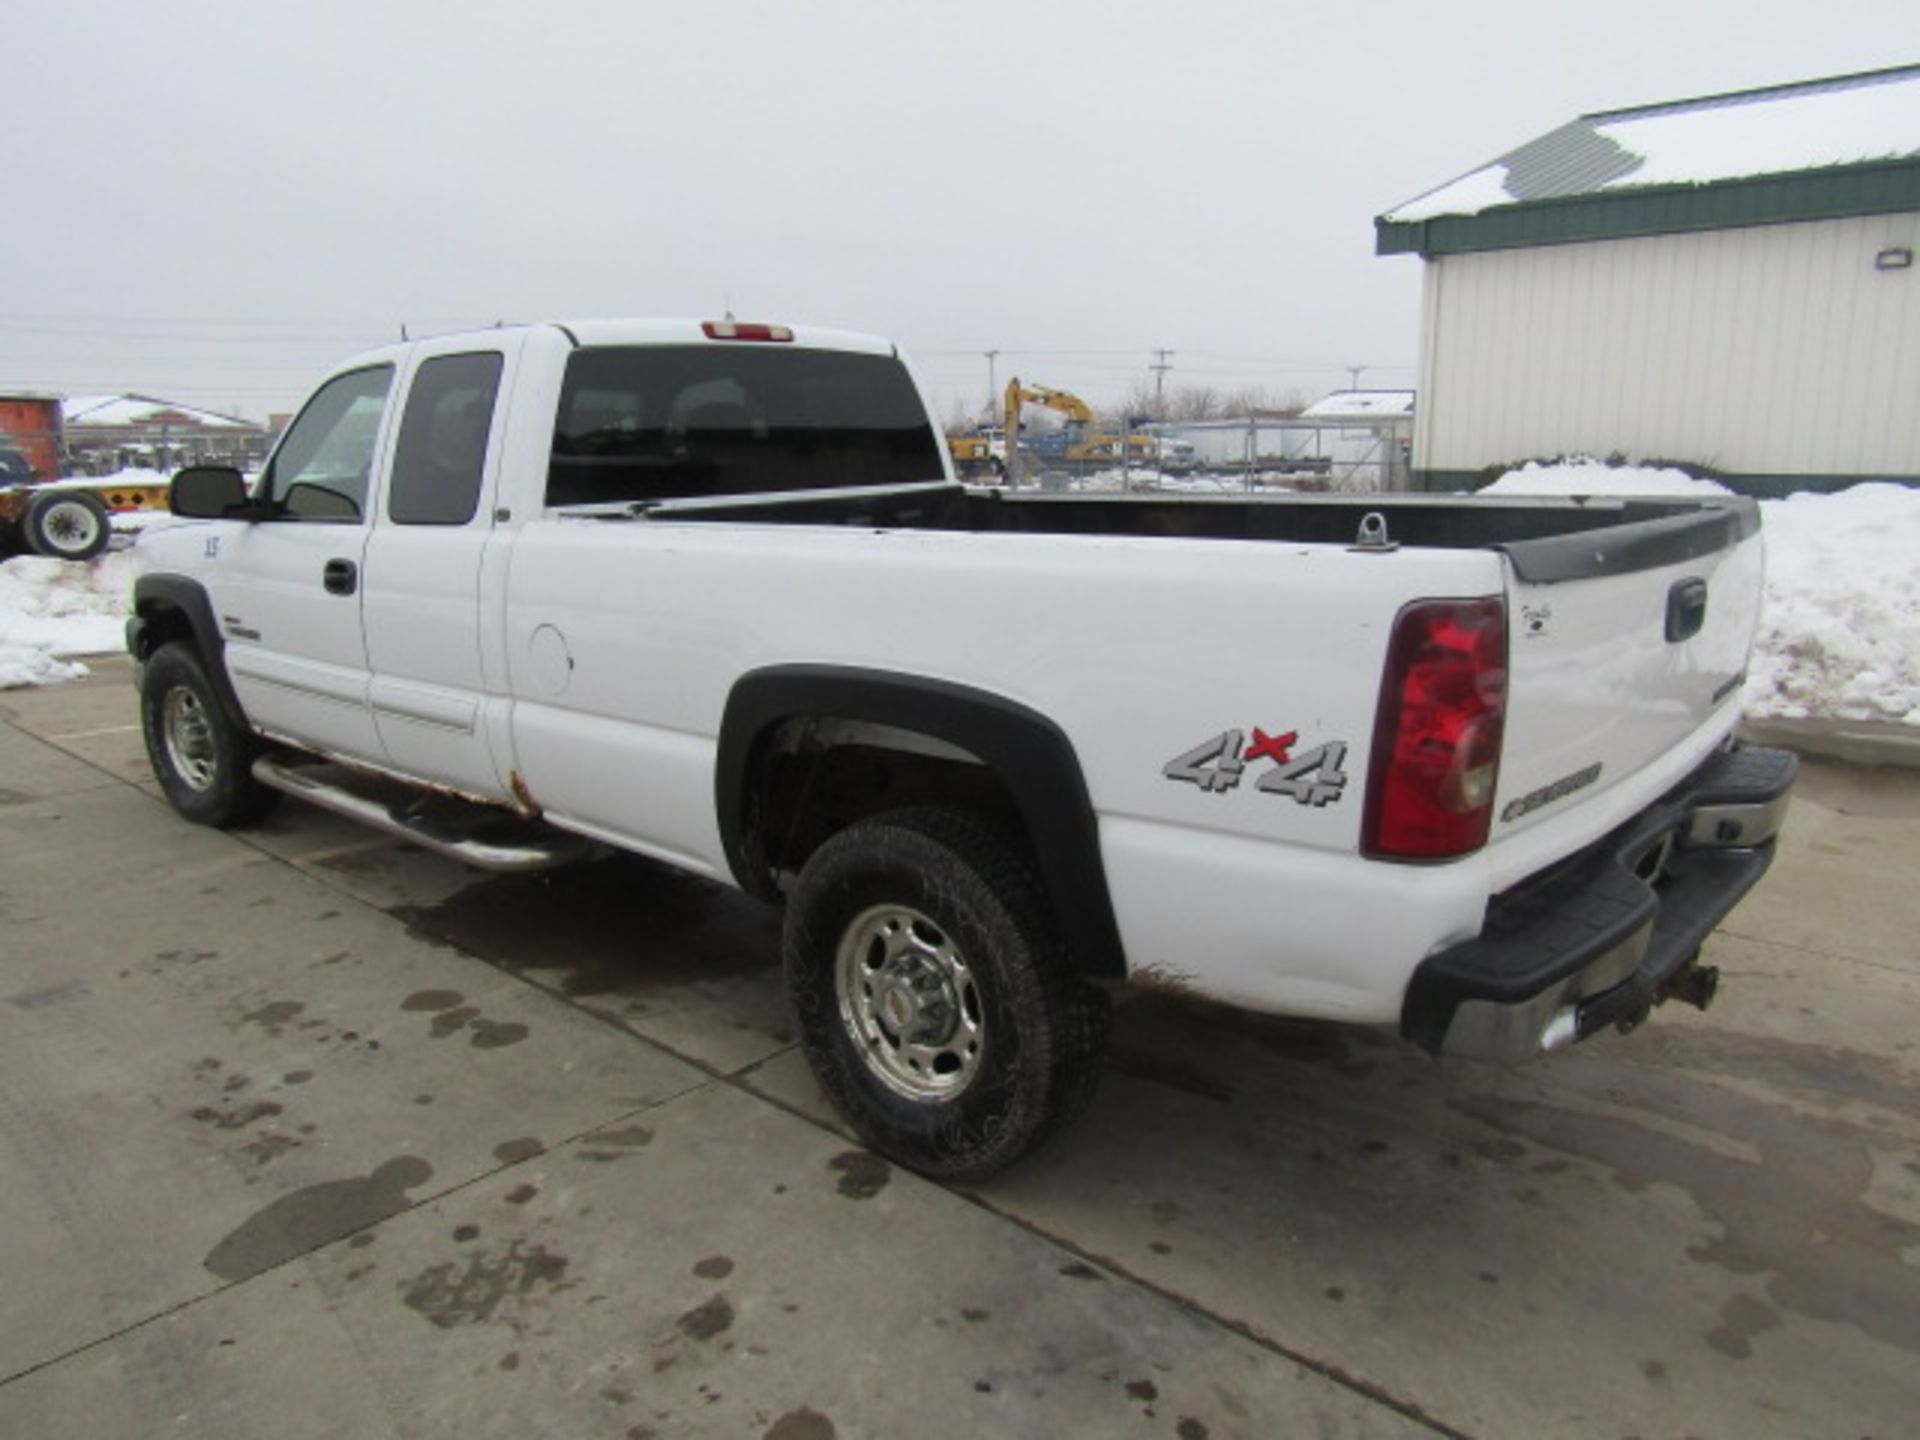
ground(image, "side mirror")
xmin=169 ymin=465 xmax=253 ymax=519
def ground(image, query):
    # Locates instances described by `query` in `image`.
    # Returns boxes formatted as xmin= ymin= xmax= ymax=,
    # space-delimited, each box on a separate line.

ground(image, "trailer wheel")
xmin=140 ymin=642 xmax=279 ymax=827
xmin=784 ymin=805 xmax=1110 ymax=1182
xmin=24 ymin=489 xmax=111 ymax=561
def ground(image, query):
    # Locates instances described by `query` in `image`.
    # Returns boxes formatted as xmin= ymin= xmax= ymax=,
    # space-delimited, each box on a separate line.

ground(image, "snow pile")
xmin=1485 ymin=462 xmax=1920 ymax=726
xmin=0 ymin=551 xmax=140 ymax=689
xmin=1481 ymin=459 xmax=1732 ymax=498
xmin=1746 ymin=485 xmax=1920 ymax=724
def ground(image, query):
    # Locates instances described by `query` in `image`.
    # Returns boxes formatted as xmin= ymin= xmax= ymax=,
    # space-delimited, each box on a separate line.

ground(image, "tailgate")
xmin=1492 ymin=501 xmax=1763 ymax=849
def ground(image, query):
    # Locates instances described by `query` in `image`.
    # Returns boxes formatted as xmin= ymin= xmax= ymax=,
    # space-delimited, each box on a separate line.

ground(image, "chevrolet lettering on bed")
xmin=125 ymin=318 xmax=1796 ymax=1180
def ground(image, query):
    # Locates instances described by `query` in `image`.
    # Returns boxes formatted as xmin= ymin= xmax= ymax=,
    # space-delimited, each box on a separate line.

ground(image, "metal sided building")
xmin=1376 ymin=65 xmax=1920 ymax=495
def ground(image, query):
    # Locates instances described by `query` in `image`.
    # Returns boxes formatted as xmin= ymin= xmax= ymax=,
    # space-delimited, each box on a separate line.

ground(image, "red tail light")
xmin=702 ymin=321 xmax=793 ymax=342
xmin=1362 ymin=596 xmax=1508 ymax=861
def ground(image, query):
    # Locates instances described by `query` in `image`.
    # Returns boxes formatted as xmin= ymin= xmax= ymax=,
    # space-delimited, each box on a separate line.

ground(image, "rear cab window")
xmin=546 ymin=345 xmax=943 ymax=507
xmin=388 ymin=351 xmax=505 ymax=526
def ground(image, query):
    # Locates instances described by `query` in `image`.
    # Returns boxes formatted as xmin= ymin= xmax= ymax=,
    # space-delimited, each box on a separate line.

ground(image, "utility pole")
xmin=1150 ymin=349 xmax=1174 ymax=417
xmin=983 ymin=350 xmax=999 ymax=422
xmin=1346 ymin=364 xmax=1365 ymax=393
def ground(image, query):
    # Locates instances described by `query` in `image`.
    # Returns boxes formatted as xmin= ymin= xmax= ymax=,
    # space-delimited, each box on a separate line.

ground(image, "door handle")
xmin=323 ymin=559 xmax=358 ymax=596
xmin=1666 ymin=577 xmax=1707 ymax=642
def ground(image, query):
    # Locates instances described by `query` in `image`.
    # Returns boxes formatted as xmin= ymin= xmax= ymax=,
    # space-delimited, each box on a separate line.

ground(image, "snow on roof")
xmin=62 ymin=394 xmax=255 ymax=430
xmin=1385 ymin=64 xmax=1920 ymax=223
xmin=1300 ymin=390 xmax=1415 ymax=420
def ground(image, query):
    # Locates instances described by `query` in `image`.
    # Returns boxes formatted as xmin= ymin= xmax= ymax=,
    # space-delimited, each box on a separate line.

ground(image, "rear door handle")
xmin=323 ymin=559 xmax=358 ymax=596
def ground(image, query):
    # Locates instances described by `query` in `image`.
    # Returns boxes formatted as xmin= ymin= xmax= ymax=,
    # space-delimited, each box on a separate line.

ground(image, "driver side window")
xmin=261 ymin=365 xmax=394 ymax=521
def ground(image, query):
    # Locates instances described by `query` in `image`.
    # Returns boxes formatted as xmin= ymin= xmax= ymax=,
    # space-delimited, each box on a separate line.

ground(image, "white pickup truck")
xmin=129 ymin=319 xmax=1795 ymax=1179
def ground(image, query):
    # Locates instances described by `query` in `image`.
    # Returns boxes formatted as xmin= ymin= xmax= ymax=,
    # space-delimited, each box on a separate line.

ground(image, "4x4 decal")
xmin=1163 ymin=727 xmax=1349 ymax=807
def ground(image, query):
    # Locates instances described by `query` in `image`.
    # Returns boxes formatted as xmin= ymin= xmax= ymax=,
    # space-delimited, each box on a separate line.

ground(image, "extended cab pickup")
xmin=130 ymin=319 xmax=1795 ymax=1179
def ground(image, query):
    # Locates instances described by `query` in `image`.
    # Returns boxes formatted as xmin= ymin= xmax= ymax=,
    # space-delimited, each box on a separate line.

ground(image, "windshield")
xmin=547 ymin=344 xmax=943 ymax=506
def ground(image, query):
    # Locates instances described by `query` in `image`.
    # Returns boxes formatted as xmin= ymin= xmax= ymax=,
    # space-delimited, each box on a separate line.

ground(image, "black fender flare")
xmin=716 ymin=664 xmax=1127 ymax=980
xmin=131 ymin=573 xmax=249 ymax=731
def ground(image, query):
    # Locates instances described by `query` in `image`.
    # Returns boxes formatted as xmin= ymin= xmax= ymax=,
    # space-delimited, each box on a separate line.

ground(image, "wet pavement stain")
xmin=242 ymin=1133 xmax=301 ymax=1165
xmin=1451 ymin=1044 xmax=1920 ymax=1354
xmin=1708 ymin=1294 xmax=1785 ymax=1358
xmin=419 ymin=1003 xmax=528 ymax=1049
xmin=692 ymin=1255 xmax=734 ymax=1280
xmin=505 ymin=1184 xmax=539 ymax=1205
xmin=676 ymin=1293 xmax=735 ymax=1341
xmin=494 ymin=1137 xmax=545 ymax=1164
xmin=203 ymin=1156 xmax=433 ymax=1281
xmin=7 ymin=980 xmax=92 ymax=1010
xmin=191 ymin=1100 xmax=284 ymax=1130
xmin=1176 ymin=1420 xmax=1210 ymax=1440
xmin=1059 ymin=1262 xmax=1105 ymax=1282
xmin=238 ymin=1000 xmax=305 ymax=1037
xmin=469 ymin=1018 xmax=529 ymax=1049
xmin=401 ymin=989 xmax=464 ymax=1012
xmin=401 ymin=1239 xmax=572 ymax=1329
xmin=829 ymin=1150 xmax=890 ymax=1200
xmin=429 ymin=1006 xmax=480 ymax=1037
xmin=763 ymin=1409 xmax=836 ymax=1440
xmin=390 ymin=854 xmax=779 ymax=998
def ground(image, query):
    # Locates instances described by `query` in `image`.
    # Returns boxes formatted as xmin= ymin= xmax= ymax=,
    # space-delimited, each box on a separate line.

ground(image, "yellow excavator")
xmin=1003 ymin=379 xmax=1155 ymax=484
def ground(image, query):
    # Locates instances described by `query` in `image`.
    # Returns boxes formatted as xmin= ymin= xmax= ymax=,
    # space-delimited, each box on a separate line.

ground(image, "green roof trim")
xmin=1377 ymin=157 xmax=1920 ymax=256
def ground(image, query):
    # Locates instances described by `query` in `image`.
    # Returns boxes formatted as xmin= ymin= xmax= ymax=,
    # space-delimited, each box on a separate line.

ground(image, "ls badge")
xmin=1163 ymin=727 xmax=1349 ymax=807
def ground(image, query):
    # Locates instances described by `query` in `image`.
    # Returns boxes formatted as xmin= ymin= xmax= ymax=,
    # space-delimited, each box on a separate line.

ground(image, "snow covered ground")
xmin=4 ymin=461 xmax=1916 ymax=727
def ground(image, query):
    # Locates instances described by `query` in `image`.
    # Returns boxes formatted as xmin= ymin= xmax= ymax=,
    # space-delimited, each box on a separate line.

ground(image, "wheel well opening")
xmin=746 ymin=717 xmax=1025 ymax=889
xmin=134 ymin=600 xmax=195 ymax=660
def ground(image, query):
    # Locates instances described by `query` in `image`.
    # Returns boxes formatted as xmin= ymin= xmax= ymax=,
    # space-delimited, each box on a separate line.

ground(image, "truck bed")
xmin=618 ymin=482 xmax=1759 ymax=582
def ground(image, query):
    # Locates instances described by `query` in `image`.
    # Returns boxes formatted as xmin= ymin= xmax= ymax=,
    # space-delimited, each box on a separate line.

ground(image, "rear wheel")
xmin=25 ymin=489 xmax=111 ymax=561
xmin=140 ymin=642 xmax=279 ymax=827
xmin=783 ymin=805 xmax=1109 ymax=1182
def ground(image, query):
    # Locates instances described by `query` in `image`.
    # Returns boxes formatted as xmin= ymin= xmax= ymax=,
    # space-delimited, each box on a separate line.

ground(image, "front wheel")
xmin=783 ymin=806 xmax=1110 ymax=1182
xmin=139 ymin=642 xmax=279 ymax=827
xmin=25 ymin=489 xmax=111 ymax=561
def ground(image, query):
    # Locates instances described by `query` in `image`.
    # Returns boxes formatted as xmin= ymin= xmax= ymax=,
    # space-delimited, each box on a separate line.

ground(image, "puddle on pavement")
xmin=392 ymin=855 xmax=779 ymax=998
xmin=400 ymin=1238 xmax=574 ymax=1329
xmin=203 ymin=1156 xmax=433 ymax=1281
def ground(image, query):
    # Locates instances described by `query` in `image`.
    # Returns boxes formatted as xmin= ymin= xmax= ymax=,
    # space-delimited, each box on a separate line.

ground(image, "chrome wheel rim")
xmin=162 ymin=687 xmax=218 ymax=790
xmin=835 ymin=903 xmax=984 ymax=1100
xmin=41 ymin=499 xmax=103 ymax=555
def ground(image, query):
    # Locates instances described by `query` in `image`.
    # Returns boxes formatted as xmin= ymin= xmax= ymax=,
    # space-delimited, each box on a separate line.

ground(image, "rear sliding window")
xmin=547 ymin=345 xmax=943 ymax=506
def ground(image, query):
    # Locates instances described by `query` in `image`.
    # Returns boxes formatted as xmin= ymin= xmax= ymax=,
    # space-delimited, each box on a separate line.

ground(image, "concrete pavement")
xmin=2 ymin=656 xmax=1915 ymax=1438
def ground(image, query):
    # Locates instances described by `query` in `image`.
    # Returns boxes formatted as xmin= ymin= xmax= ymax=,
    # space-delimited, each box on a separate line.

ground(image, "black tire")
xmin=139 ymin=642 xmax=280 ymax=827
xmin=783 ymin=805 xmax=1110 ymax=1182
xmin=24 ymin=489 xmax=111 ymax=561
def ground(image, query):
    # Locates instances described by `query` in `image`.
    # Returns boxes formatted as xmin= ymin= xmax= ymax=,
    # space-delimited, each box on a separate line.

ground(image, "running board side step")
xmin=252 ymin=757 xmax=594 ymax=873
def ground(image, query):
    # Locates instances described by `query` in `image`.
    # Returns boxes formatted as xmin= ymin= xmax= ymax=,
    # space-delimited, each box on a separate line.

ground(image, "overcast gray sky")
xmin=5 ymin=0 xmax=1915 ymax=423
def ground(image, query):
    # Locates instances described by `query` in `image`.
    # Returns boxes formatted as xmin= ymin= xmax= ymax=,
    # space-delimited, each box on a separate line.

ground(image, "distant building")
xmin=1377 ymin=64 xmax=1920 ymax=494
xmin=61 ymin=394 xmax=269 ymax=474
xmin=1157 ymin=389 xmax=1414 ymax=489
xmin=1299 ymin=390 xmax=1415 ymax=422
xmin=0 ymin=392 xmax=62 ymax=481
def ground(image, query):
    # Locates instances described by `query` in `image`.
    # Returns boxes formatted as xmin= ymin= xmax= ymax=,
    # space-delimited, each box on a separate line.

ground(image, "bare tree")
xmin=1219 ymin=385 xmax=1310 ymax=418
